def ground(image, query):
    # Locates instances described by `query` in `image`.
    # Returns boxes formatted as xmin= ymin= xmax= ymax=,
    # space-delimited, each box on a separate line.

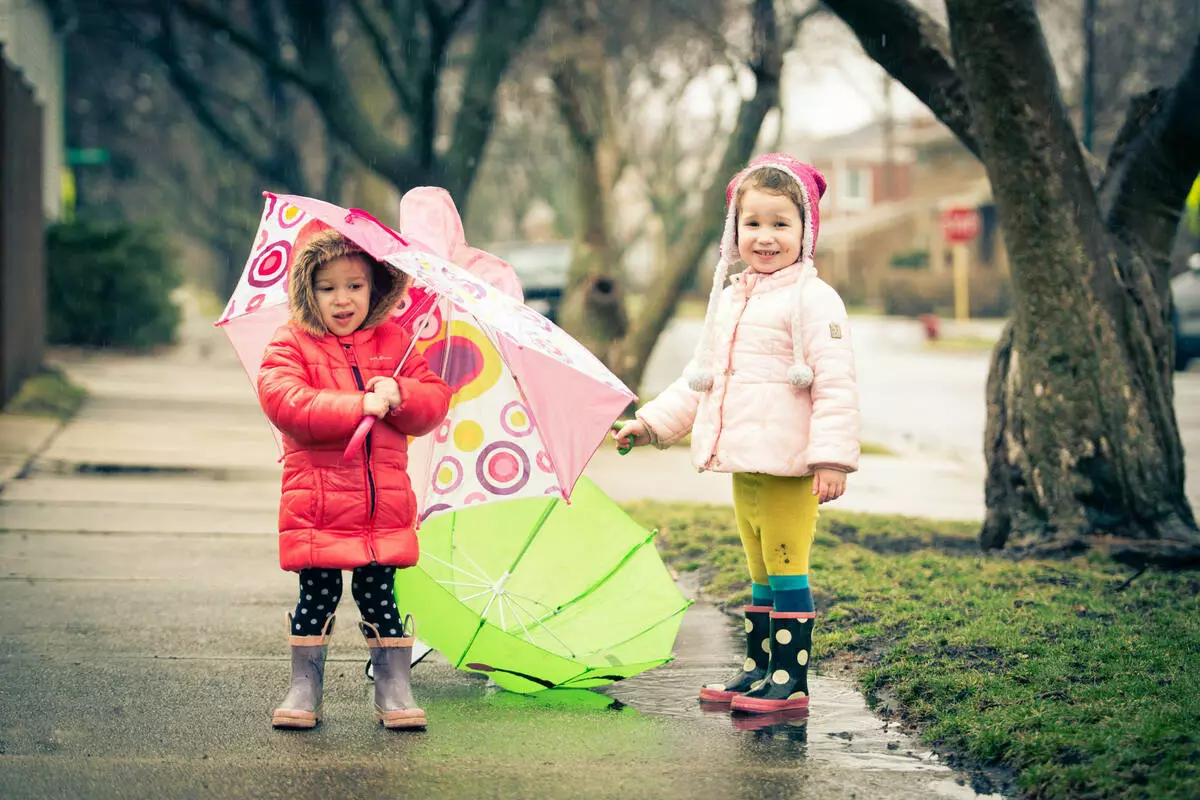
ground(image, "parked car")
xmin=1173 ymin=254 xmax=1200 ymax=371
xmin=489 ymin=241 xmax=571 ymax=323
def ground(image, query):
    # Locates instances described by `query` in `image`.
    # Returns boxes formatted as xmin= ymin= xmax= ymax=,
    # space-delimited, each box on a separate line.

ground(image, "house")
xmin=0 ymin=0 xmax=64 ymax=404
xmin=793 ymin=112 xmax=1010 ymax=316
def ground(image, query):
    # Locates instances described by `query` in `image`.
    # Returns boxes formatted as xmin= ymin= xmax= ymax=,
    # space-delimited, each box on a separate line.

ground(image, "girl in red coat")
xmin=257 ymin=229 xmax=452 ymax=731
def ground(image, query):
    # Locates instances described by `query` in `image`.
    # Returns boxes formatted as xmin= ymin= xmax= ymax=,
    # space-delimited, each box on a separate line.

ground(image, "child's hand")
xmin=812 ymin=468 xmax=847 ymax=504
xmin=366 ymin=376 xmax=402 ymax=410
xmin=363 ymin=392 xmax=390 ymax=418
xmin=612 ymin=419 xmax=651 ymax=450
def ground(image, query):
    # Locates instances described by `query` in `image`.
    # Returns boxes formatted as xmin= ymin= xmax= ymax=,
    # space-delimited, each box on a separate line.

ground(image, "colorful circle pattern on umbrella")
xmin=278 ymin=203 xmax=305 ymax=228
xmin=454 ymin=420 xmax=485 ymax=452
xmin=421 ymin=321 xmax=503 ymax=409
xmin=248 ymin=241 xmax=291 ymax=288
xmin=536 ymin=450 xmax=555 ymax=474
xmin=245 ymin=294 xmax=266 ymax=313
xmin=420 ymin=502 xmax=451 ymax=522
xmin=500 ymin=401 xmax=534 ymax=438
xmin=433 ymin=456 xmax=464 ymax=495
xmin=476 ymin=441 xmax=531 ymax=496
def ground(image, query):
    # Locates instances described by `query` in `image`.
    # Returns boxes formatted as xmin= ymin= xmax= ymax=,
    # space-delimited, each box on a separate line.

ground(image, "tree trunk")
xmin=553 ymin=0 xmax=785 ymax=389
xmin=549 ymin=0 xmax=630 ymax=355
xmin=945 ymin=0 xmax=1200 ymax=561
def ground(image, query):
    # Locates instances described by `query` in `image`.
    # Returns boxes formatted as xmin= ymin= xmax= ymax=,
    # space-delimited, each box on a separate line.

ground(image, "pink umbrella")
xmin=216 ymin=192 xmax=635 ymax=522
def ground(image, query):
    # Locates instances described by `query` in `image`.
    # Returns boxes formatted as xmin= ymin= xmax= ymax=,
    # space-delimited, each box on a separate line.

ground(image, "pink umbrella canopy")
xmin=216 ymin=192 xmax=636 ymax=522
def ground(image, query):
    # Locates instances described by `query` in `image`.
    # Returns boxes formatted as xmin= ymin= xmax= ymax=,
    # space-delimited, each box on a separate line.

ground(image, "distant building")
xmin=0 ymin=0 xmax=64 ymax=404
xmin=791 ymin=112 xmax=1010 ymax=316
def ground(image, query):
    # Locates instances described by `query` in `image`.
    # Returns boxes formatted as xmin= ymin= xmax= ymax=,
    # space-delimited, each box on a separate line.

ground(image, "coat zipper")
xmin=343 ymin=343 xmax=378 ymax=560
xmin=705 ymin=276 xmax=755 ymax=470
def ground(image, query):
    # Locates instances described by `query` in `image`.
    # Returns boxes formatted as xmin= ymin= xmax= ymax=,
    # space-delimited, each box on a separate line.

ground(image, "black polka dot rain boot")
xmin=730 ymin=611 xmax=813 ymax=713
xmin=699 ymin=605 xmax=772 ymax=704
xmin=361 ymin=616 xmax=426 ymax=729
xmin=272 ymin=613 xmax=335 ymax=729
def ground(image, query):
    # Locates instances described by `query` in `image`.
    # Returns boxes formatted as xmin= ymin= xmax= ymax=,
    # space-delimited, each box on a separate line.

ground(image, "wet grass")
xmin=4 ymin=367 xmax=87 ymax=420
xmin=623 ymin=501 xmax=1200 ymax=800
xmin=923 ymin=334 xmax=1000 ymax=354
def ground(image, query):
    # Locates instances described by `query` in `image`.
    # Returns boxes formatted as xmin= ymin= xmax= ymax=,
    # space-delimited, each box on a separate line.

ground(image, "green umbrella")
xmin=392 ymin=478 xmax=691 ymax=693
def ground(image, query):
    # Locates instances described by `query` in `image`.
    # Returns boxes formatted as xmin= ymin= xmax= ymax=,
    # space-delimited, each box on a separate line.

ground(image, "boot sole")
xmin=378 ymin=709 xmax=427 ymax=729
xmin=698 ymin=687 xmax=739 ymax=703
xmin=272 ymin=709 xmax=320 ymax=729
xmin=730 ymin=695 xmax=810 ymax=713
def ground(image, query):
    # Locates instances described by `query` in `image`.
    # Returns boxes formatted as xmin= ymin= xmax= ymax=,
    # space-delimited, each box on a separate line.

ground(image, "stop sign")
xmin=941 ymin=207 xmax=981 ymax=243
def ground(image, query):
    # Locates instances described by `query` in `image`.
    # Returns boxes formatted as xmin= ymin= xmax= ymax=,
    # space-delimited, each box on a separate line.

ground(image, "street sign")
xmin=941 ymin=207 xmax=980 ymax=244
xmin=65 ymin=147 xmax=110 ymax=166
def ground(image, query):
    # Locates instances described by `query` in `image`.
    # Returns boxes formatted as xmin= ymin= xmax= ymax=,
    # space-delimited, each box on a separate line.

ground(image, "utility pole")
xmin=881 ymin=72 xmax=894 ymax=201
xmin=1082 ymin=0 xmax=1097 ymax=151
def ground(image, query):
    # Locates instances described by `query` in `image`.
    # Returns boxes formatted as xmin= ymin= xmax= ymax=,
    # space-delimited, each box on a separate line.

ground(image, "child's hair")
xmin=733 ymin=168 xmax=806 ymax=244
xmin=293 ymin=229 xmax=392 ymax=309
xmin=288 ymin=228 xmax=410 ymax=336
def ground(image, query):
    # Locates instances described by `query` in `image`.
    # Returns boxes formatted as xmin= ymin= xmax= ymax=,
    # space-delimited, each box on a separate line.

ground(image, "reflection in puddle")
xmin=604 ymin=596 xmax=1006 ymax=798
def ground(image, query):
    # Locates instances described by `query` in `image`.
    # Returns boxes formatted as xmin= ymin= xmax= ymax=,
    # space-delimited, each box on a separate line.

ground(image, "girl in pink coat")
xmin=614 ymin=154 xmax=860 ymax=715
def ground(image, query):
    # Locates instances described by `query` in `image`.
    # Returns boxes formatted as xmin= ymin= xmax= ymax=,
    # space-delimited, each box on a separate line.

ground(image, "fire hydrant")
xmin=918 ymin=313 xmax=941 ymax=342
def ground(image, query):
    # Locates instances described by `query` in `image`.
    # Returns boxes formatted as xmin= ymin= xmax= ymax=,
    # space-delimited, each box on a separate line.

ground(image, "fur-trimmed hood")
xmin=288 ymin=228 xmax=411 ymax=337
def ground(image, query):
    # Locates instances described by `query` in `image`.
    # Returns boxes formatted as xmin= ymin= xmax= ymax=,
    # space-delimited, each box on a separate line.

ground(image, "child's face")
xmin=314 ymin=256 xmax=373 ymax=336
xmin=737 ymin=188 xmax=803 ymax=274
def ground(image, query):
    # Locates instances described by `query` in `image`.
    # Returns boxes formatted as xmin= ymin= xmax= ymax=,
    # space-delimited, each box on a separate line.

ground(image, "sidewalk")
xmin=0 ymin=318 xmax=989 ymax=522
xmin=0 ymin=317 xmax=1005 ymax=799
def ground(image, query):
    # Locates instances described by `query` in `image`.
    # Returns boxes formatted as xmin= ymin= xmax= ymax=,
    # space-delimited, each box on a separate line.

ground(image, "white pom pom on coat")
xmin=687 ymin=369 xmax=715 ymax=393
xmin=787 ymin=363 xmax=814 ymax=389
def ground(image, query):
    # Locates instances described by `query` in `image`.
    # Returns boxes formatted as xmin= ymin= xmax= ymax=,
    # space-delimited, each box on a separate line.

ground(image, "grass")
xmin=924 ymin=334 xmax=1000 ymax=354
xmin=4 ymin=367 xmax=87 ymax=420
xmin=623 ymin=501 xmax=1200 ymax=800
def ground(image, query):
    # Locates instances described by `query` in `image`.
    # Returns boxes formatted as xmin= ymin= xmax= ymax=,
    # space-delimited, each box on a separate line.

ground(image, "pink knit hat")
xmin=686 ymin=154 xmax=828 ymax=393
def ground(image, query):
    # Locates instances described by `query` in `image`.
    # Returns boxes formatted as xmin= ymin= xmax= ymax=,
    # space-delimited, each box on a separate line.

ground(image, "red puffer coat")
xmin=258 ymin=321 xmax=452 ymax=571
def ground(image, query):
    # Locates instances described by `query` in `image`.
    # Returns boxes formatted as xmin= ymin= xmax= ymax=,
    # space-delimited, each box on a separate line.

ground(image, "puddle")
xmin=604 ymin=594 xmax=1008 ymax=798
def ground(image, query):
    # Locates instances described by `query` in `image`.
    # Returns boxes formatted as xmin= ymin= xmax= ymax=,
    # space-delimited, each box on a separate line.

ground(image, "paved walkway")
xmin=0 ymin=309 xmax=1015 ymax=799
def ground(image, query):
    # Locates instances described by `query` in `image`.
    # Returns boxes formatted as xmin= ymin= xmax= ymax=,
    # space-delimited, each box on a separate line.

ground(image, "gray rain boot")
xmin=361 ymin=617 xmax=426 ymax=730
xmin=272 ymin=613 xmax=335 ymax=729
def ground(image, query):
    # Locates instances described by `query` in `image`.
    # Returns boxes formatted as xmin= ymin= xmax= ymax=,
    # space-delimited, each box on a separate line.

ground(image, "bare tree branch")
xmin=443 ymin=0 xmax=548 ymax=201
xmin=822 ymin=0 xmax=979 ymax=158
xmin=173 ymin=0 xmax=320 ymax=94
xmin=346 ymin=0 xmax=417 ymax=114
xmin=1101 ymin=35 xmax=1200 ymax=271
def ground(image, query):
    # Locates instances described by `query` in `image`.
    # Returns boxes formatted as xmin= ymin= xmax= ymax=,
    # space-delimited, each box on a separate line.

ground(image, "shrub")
xmin=46 ymin=220 xmax=182 ymax=349
xmin=880 ymin=268 xmax=1012 ymax=318
xmin=889 ymin=249 xmax=931 ymax=270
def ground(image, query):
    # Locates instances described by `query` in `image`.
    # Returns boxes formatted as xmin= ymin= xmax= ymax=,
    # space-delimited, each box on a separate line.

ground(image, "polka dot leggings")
xmin=291 ymin=564 xmax=405 ymax=637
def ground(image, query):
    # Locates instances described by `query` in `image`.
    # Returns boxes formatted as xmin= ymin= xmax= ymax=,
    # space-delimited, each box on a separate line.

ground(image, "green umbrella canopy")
xmin=393 ymin=478 xmax=691 ymax=693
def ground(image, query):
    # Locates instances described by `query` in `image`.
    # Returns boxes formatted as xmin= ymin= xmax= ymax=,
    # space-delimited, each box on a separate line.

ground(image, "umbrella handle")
xmin=611 ymin=422 xmax=633 ymax=456
xmin=344 ymin=416 xmax=377 ymax=461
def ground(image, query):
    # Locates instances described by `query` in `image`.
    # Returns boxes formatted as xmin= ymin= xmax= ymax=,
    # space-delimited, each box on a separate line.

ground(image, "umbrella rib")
xmin=420 ymin=551 xmax=492 ymax=586
xmin=500 ymin=590 xmax=556 ymax=613
xmin=542 ymin=531 xmax=658 ymax=620
xmin=502 ymin=594 xmax=537 ymax=642
xmin=503 ymin=594 xmax=578 ymax=657
xmin=455 ymin=547 xmax=497 ymax=587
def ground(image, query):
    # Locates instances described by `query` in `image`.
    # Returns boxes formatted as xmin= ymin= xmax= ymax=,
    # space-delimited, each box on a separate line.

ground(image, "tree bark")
xmin=550 ymin=0 xmax=630 ymax=355
xmin=946 ymin=0 xmax=1199 ymax=558
xmin=828 ymin=0 xmax=1200 ymax=562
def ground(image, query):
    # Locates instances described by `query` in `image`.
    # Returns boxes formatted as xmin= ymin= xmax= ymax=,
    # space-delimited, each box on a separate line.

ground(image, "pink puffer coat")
xmin=636 ymin=262 xmax=860 ymax=476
